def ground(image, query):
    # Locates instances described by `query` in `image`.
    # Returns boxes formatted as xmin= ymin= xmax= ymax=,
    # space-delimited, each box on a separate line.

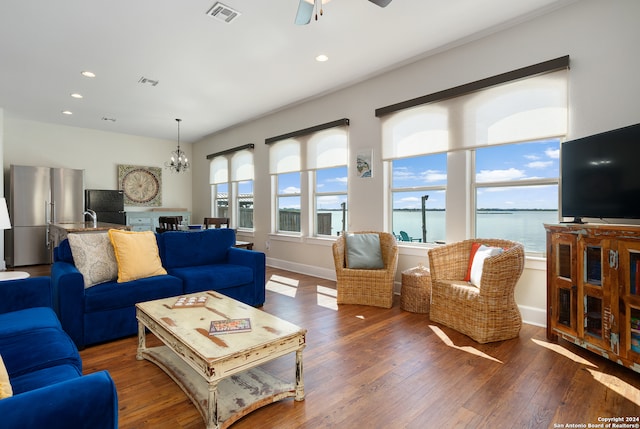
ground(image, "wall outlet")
xmin=265 ymin=240 xmax=270 ymax=250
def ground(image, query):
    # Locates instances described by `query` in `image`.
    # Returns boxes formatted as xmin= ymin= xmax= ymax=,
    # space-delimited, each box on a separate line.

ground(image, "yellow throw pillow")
xmin=0 ymin=354 xmax=12 ymax=399
xmin=108 ymin=229 xmax=167 ymax=283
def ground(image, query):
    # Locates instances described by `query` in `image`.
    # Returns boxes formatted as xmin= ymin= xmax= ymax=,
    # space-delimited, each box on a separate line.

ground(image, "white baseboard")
xmin=266 ymin=257 xmax=548 ymax=328
xmin=266 ymin=257 xmax=336 ymax=281
xmin=519 ymin=305 xmax=547 ymax=328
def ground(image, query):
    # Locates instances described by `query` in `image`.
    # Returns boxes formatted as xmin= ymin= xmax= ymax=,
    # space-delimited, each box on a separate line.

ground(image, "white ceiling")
xmin=0 ymin=0 xmax=573 ymax=143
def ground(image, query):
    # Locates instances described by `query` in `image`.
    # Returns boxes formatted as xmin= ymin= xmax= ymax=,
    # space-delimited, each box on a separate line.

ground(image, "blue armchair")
xmin=0 ymin=277 xmax=118 ymax=429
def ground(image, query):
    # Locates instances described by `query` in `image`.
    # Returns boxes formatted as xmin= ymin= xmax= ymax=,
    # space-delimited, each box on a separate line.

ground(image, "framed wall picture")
xmin=356 ymin=149 xmax=373 ymax=178
xmin=118 ymin=165 xmax=162 ymax=206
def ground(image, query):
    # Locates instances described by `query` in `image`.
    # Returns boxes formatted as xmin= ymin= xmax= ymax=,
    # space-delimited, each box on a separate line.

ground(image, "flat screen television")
xmin=561 ymin=122 xmax=640 ymax=223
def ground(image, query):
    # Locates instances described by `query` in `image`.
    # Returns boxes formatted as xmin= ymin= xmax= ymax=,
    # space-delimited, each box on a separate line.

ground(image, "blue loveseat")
xmin=51 ymin=228 xmax=266 ymax=348
xmin=0 ymin=276 xmax=118 ymax=428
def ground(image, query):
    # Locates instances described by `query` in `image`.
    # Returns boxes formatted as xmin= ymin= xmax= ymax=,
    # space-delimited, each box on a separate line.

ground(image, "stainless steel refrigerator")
xmin=6 ymin=165 xmax=84 ymax=266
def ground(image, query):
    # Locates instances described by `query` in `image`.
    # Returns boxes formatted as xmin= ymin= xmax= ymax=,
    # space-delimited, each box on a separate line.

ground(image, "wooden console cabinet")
xmin=545 ymin=223 xmax=640 ymax=372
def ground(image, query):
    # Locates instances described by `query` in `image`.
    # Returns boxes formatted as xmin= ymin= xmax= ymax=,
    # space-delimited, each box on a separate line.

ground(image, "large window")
xmin=276 ymin=171 xmax=301 ymax=233
xmin=315 ymin=166 xmax=347 ymax=236
xmin=268 ymin=119 xmax=348 ymax=236
xmin=391 ymin=154 xmax=446 ymax=243
xmin=378 ymin=57 xmax=568 ymax=253
xmin=210 ymin=156 xmax=229 ymax=219
xmin=231 ymin=149 xmax=254 ymax=230
xmin=308 ymin=126 xmax=348 ymax=236
xmin=474 ymin=139 xmax=560 ymax=253
xmin=208 ymin=145 xmax=254 ymax=229
xmin=237 ymin=180 xmax=254 ymax=229
xmin=213 ymin=183 xmax=229 ymax=218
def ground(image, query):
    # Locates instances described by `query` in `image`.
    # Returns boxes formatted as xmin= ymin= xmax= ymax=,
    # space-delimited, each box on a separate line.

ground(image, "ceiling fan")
xmin=295 ymin=0 xmax=392 ymax=25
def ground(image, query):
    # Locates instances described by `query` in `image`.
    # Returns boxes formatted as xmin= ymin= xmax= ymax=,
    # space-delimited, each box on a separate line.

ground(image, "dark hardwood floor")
xmin=17 ymin=265 xmax=640 ymax=428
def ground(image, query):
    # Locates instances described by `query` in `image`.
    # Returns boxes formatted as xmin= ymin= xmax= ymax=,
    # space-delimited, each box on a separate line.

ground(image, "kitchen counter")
xmin=49 ymin=222 xmax=131 ymax=248
xmin=51 ymin=222 xmax=130 ymax=233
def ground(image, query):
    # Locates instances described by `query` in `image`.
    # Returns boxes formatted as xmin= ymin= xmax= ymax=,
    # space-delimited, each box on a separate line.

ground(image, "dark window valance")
xmin=375 ymin=55 xmax=570 ymax=118
xmin=265 ymin=118 xmax=350 ymax=145
xmin=206 ymin=143 xmax=254 ymax=160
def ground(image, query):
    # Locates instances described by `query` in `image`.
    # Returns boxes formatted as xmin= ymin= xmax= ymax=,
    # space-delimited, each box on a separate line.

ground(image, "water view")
xmin=321 ymin=209 xmax=559 ymax=254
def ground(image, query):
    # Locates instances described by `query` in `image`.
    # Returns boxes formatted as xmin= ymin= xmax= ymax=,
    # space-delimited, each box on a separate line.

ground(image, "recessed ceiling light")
xmin=70 ymin=93 xmax=83 ymax=99
xmin=316 ymin=54 xmax=329 ymax=62
xmin=61 ymin=110 xmax=73 ymax=115
xmin=81 ymin=71 xmax=96 ymax=78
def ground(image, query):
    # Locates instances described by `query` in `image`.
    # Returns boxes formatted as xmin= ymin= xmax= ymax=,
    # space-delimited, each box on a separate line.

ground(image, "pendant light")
xmin=165 ymin=118 xmax=190 ymax=173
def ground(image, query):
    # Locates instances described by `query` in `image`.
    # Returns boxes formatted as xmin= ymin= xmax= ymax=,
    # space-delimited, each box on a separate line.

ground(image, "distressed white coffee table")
xmin=136 ymin=291 xmax=306 ymax=429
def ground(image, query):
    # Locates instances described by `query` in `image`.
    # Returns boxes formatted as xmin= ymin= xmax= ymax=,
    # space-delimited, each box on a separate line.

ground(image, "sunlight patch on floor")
xmin=316 ymin=285 xmax=338 ymax=311
xmin=429 ymin=325 xmax=503 ymax=363
xmin=531 ymin=339 xmax=640 ymax=406
xmin=270 ymin=274 xmax=300 ymax=287
xmin=531 ymin=338 xmax=597 ymax=367
xmin=585 ymin=368 xmax=640 ymax=407
xmin=266 ymin=275 xmax=300 ymax=298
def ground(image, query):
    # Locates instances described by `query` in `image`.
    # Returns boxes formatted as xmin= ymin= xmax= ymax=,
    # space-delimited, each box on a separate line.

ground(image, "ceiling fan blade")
xmin=295 ymin=0 xmax=314 ymax=25
xmin=368 ymin=0 xmax=392 ymax=7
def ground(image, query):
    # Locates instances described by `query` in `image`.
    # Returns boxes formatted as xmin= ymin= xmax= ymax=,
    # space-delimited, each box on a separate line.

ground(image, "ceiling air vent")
xmin=206 ymin=2 xmax=241 ymax=23
xmin=138 ymin=77 xmax=159 ymax=87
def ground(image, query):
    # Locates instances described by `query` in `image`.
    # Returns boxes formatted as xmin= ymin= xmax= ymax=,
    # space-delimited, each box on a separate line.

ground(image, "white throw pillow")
xmin=68 ymin=232 xmax=118 ymax=288
xmin=469 ymin=245 xmax=504 ymax=287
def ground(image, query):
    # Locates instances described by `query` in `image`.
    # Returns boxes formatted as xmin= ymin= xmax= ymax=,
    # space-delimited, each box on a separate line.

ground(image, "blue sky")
xmin=279 ymin=168 xmax=348 ymax=210
xmin=475 ymin=139 xmax=559 ymax=210
xmin=393 ymin=139 xmax=560 ymax=210
xmin=277 ymin=139 xmax=560 ymax=211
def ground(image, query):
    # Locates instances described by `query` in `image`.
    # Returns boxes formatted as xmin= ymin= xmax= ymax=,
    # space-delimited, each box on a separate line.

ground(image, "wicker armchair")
xmin=428 ymin=239 xmax=525 ymax=343
xmin=332 ymin=231 xmax=399 ymax=308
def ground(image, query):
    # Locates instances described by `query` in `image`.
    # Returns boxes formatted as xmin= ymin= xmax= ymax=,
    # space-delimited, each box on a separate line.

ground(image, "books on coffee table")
xmin=209 ymin=318 xmax=252 ymax=335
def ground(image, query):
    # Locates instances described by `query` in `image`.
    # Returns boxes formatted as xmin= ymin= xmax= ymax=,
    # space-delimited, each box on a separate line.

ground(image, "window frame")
xmin=275 ymin=171 xmax=302 ymax=235
xmin=207 ymin=145 xmax=255 ymax=230
xmin=313 ymin=166 xmax=348 ymax=237
xmin=471 ymin=139 xmax=561 ymax=255
xmin=388 ymin=153 xmax=447 ymax=244
xmin=267 ymin=119 xmax=349 ymax=238
xmin=378 ymin=58 xmax=569 ymax=253
xmin=211 ymin=182 xmax=229 ymax=219
xmin=235 ymin=179 xmax=254 ymax=230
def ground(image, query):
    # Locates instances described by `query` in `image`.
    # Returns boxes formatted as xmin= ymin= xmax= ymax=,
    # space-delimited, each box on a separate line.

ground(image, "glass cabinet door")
xmin=617 ymin=240 xmax=640 ymax=358
xmin=550 ymin=233 xmax=578 ymax=337
xmin=577 ymin=236 xmax=614 ymax=352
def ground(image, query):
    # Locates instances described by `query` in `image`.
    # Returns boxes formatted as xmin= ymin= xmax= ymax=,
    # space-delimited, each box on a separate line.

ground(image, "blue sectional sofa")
xmin=0 ymin=276 xmax=118 ymax=429
xmin=51 ymin=228 xmax=266 ymax=348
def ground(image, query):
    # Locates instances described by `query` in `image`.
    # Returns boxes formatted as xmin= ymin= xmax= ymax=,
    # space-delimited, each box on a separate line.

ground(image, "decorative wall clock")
xmin=118 ymin=165 xmax=162 ymax=206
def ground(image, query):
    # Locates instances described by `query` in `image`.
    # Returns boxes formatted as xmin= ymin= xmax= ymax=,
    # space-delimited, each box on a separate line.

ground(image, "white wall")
xmin=191 ymin=0 xmax=640 ymax=326
xmin=2 ymin=118 xmax=193 ymax=212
